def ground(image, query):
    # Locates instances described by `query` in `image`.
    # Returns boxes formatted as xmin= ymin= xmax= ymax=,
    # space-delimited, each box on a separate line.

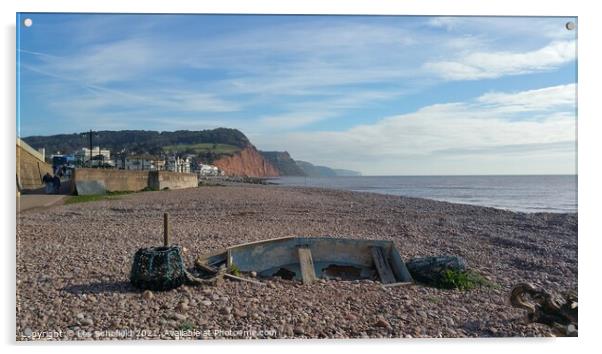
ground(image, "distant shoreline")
xmin=270 ymin=175 xmax=577 ymax=214
xmin=270 ymin=183 xmax=578 ymax=216
xmin=267 ymin=173 xmax=577 ymax=178
xmin=200 ymin=175 xmax=577 ymax=215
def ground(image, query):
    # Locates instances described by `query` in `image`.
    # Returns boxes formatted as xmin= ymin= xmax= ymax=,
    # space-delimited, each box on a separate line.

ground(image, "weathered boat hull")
xmin=197 ymin=236 xmax=413 ymax=284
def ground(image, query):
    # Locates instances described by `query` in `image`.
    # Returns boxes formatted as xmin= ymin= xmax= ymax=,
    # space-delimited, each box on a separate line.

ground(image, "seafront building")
xmin=118 ymin=155 xmax=165 ymax=171
xmin=75 ymin=147 xmax=114 ymax=167
xmin=116 ymin=154 xmax=192 ymax=173
xmin=166 ymin=156 xmax=192 ymax=173
xmin=27 ymin=142 xmax=205 ymax=175
xmin=197 ymin=163 xmax=220 ymax=176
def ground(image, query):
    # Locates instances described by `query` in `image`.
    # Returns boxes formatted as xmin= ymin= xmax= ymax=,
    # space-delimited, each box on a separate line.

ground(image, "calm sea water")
xmin=272 ymin=175 xmax=577 ymax=213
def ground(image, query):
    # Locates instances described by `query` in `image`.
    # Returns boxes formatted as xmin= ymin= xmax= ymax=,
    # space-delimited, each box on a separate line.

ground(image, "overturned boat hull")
xmin=197 ymin=236 xmax=413 ymax=285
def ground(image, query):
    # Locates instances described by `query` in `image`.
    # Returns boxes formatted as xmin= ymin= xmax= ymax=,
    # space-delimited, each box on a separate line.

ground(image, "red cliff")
xmin=213 ymin=146 xmax=279 ymax=177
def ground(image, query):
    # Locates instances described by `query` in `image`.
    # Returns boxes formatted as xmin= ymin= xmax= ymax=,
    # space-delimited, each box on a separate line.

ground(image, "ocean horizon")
xmin=272 ymin=174 xmax=577 ymax=214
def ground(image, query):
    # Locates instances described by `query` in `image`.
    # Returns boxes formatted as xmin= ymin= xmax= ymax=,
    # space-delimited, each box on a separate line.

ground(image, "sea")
xmin=272 ymin=175 xmax=577 ymax=214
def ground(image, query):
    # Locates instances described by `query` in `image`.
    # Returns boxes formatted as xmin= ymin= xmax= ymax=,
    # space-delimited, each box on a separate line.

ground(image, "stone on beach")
xmin=406 ymin=255 xmax=468 ymax=284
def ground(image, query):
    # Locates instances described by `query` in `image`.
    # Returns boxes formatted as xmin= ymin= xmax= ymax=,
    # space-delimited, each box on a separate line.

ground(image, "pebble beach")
xmin=16 ymin=185 xmax=578 ymax=340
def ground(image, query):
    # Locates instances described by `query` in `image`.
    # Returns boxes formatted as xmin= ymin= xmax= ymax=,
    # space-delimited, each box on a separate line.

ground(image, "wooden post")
xmin=163 ymin=212 xmax=169 ymax=246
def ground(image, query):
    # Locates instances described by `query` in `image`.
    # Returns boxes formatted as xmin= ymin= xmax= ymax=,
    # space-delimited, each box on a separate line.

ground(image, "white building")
xmin=197 ymin=163 xmax=220 ymax=176
xmin=75 ymin=146 xmax=113 ymax=167
xmin=120 ymin=156 xmax=165 ymax=171
xmin=166 ymin=156 xmax=191 ymax=173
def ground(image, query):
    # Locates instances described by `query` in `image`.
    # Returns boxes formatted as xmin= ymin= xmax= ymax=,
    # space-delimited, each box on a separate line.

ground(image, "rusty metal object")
xmin=184 ymin=265 xmax=226 ymax=287
xmin=510 ymin=282 xmax=578 ymax=336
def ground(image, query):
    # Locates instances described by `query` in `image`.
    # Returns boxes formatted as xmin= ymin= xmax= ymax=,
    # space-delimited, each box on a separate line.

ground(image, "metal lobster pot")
xmin=130 ymin=245 xmax=186 ymax=291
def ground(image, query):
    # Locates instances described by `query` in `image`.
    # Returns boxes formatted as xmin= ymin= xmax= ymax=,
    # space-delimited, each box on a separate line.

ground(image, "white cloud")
xmin=45 ymin=85 xmax=241 ymax=115
xmin=424 ymin=40 xmax=576 ymax=80
xmin=427 ymin=17 xmax=462 ymax=31
xmin=260 ymin=112 xmax=330 ymax=130
xmin=159 ymin=92 xmax=241 ymax=113
xmin=254 ymin=84 xmax=576 ymax=175
xmin=477 ymin=83 xmax=576 ymax=113
xmin=46 ymin=38 xmax=167 ymax=84
xmin=257 ymin=89 xmax=412 ymax=130
xmin=426 ymin=16 xmax=576 ymax=41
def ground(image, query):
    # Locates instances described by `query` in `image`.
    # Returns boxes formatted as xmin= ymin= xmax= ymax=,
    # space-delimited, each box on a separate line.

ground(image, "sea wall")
xmin=73 ymin=168 xmax=198 ymax=194
xmin=148 ymin=171 xmax=198 ymax=190
xmin=74 ymin=168 xmax=149 ymax=192
xmin=17 ymin=140 xmax=53 ymax=191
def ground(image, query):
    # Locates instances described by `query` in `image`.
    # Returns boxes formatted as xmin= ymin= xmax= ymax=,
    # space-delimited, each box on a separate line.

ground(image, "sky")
xmin=17 ymin=14 xmax=577 ymax=175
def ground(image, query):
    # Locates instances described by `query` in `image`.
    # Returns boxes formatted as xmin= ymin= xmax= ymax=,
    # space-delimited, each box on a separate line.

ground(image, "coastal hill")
xmin=214 ymin=146 xmax=279 ymax=177
xmin=260 ymin=151 xmax=361 ymax=177
xmin=296 ymin=160 xmax=361 ymax=177
xmin=259 ymin=151 xmax=306 ymax=176
xmin=23 ymin=128 xmax=359 ymax=177
xmin=23 ymin=128 xmax=275 ymax=177
xmin=23 ymin=128 xmax=250 ymax=159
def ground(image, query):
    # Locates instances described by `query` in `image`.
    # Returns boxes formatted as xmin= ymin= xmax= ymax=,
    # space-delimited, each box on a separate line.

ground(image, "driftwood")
xmin=224 ymin=273 xmax=266 ymax=286
xmin=381 ymin=281 xmax=414 ymax=289
xmin=192 ymin=259 xmax=265 ymax=286
xmin=194 ymin=261 xmax=219 ymax=275
xmin=510 ymin=282 xmax=578 ymax=336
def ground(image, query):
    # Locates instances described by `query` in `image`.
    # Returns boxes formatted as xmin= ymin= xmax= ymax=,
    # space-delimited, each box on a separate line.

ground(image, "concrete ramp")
xmin=75 ymin=180 xmax=107 ymax=195
xmin=18 ymin=195 xmax=66 ymax=212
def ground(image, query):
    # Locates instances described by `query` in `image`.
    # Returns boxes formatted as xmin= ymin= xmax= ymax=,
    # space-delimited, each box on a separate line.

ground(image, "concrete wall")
xmin=74 ymin=168 xmax=198 ymax=194
xmin=17 ymin=139 xmax=53 ymax=191
xmin=74 ymin=168 xmax=149 ymax=192
xmin=149 ymin=171 xmax=198 ymax=190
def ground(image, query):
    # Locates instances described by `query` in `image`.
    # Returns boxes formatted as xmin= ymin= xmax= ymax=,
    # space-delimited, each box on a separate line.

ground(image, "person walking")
xmin=51 ymin=174 xmax=61 ymax=194
xmin=42 ymin=172 xmax=53 ymax=194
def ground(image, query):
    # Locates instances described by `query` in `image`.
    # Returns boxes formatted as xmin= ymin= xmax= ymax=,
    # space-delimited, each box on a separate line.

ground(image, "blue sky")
xmin=17 ymin=14 xmax=577 ymax=175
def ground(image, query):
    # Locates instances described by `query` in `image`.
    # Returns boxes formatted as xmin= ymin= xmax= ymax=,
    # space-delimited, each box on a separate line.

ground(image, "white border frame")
xmin=3 ymin=1 xmax=600 ymax=353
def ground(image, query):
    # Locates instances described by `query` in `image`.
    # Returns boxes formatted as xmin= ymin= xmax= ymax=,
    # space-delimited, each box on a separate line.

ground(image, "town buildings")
xmin=165 ymin=156 xmax=192 ymax=173
xmin=117 ymin=155 xmax=165 ymax=171
xmin=37 ymin=144 xmax=222 ymax=175
xmin=75 ymin=147 xmax=114 ymax=167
